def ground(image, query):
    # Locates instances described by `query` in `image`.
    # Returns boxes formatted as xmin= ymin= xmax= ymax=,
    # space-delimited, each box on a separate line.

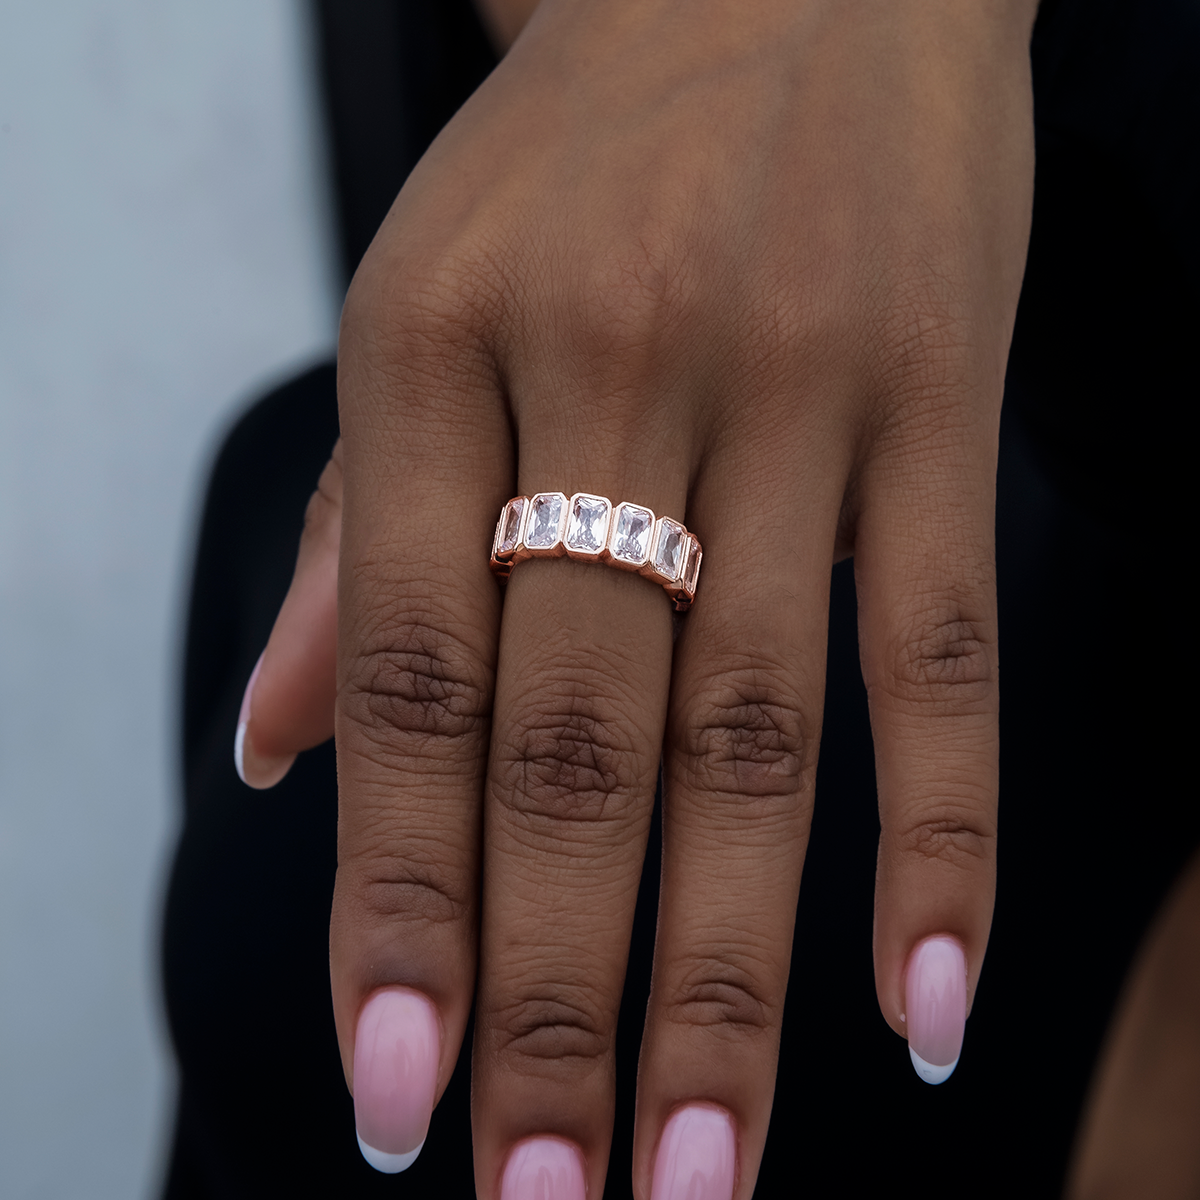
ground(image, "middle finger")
xmin=471 ymin=412 xmax=691 ymax=1198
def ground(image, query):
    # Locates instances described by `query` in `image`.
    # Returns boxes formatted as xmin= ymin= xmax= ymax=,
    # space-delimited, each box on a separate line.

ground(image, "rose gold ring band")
xmin=489 ymin=492 xmax=703 ymax=612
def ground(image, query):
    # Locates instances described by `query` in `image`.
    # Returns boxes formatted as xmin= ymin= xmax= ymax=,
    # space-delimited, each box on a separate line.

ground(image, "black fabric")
xmin=161 ymin=0 xmax=1197 ymax=1194
xmin=313 ymin=0 xmax=498 ymax=282
xmin=1008 ymin=0 xmax=1197 ymax=525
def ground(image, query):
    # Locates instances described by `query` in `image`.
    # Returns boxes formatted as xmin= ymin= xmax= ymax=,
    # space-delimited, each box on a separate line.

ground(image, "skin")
xmin=475 ymin=0 xmax=541 ymax=52
xmin=1067 ymin=850 xmax=1200 ymax=1200
xmin=240 ymin=0 xmax=1040 ymax=1194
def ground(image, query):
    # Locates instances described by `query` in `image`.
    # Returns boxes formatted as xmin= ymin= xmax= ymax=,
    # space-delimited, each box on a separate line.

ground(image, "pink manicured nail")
xmin=905 ymin=935 xmax=967 ymax=1084
xmin=651 ymin=1105 xmax=736 ymax=1200
xmin=500 ymin=1138 xmax=587 ymax=1200
xmin=232 ymin=653 xmax=263 ymax=784
xmin=233 ymin=651 xmax=295 ymax=789
xmin=353 ymin=988 xmax=440 ymax=1173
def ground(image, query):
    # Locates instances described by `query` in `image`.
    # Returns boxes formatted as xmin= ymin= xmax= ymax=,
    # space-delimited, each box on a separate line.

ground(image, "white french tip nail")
xmin=357 ymin=1133 xmax=425 ymax=1173
xmin=909 ymin=1047 xmax=959 ymax=1085
xmin=233 ymin=722 xmax=248 ymax=785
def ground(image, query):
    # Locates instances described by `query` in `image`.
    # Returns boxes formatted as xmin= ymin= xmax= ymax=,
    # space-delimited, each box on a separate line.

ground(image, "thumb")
xmin=235 ymin=440 xmax=342 ymax=788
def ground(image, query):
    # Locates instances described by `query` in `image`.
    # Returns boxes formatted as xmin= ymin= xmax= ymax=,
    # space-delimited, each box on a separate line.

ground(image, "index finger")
xmin=330 ymin=267 xmax=510 ymax=1168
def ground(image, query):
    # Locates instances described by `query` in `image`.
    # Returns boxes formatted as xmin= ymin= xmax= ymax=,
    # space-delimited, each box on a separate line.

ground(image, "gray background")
xmin=0 ymin=3 xmax=339 ymax=1195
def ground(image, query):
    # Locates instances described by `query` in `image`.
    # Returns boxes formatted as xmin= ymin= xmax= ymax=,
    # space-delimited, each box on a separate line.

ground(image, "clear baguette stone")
xmin=682 ymin=535 xmax=702 ymax=594
xmin=652 ymin=518 xmax=685 ymax=582
xmin=497 ymin=497 xmax=526 ymax=555
xmin=488 ymin=490 xmax=700 ymax=610
xmin=610 ymin=503 xmax=654 ymax=565
xmin=565 ymin=494 xmax=610 ymax=554
xmin=526 ymin=493 xmax=565 ymax=549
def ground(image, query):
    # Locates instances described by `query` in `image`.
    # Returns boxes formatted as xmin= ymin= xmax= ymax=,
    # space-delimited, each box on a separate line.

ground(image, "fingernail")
xmin=353 ymin=988 xmax=440 ymax=1173
xmin=651 ymin=1105 xmax=736 ymax=1200
xmin=905 ymin=935 xmax=967 ymax=1084
xmin=500 ymin=1137 xmax=587 ymax=1200
xmin=233 ymin=652 xmax=294 ymax=788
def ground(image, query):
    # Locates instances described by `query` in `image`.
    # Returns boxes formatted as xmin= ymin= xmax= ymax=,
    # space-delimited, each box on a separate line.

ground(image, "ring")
xmin=489 ymin=492 xmax=703 ymax=611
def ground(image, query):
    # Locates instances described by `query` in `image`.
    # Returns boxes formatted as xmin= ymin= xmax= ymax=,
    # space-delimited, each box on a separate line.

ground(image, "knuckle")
xmin=353 ymin=857 xmax=470 ymax=928
xmin=343 ymin=623 xmax=491 ymax=753
xmin=882 ymin=599 xmax=995 ymax=712
xmin=352 ymin=240 xmax=485 ymax=328
xmin=863 ymin=289 xmax=985 ymax=442
xmin=491 ymin=990 xmax=609 ymax=1071
xmin=677 ymin=663 xmax=812 ymax=807
xmin=877 ymin=284 xmax=971 ymax=389
xmin=570 ymin=237 xmax=691 ymax=375
xmin=314 ymin=443 xmax=344 ymax=505
xmin=343 ymin=249 xmax=498 ymax=387
xmin=390 ymin=264 xmax=488 ymax=340
xmin=892 ymin=806 xmax=995 ymax=870
xmin=301 ymin=487 xmax=334 ymax=542
xmin=662 ymin=955 xmax=775 ymax=1040
xmin=495 ymin=691 xmax=642 ymax=828
xmin=301 ymin=459 xmax=343 ymax=544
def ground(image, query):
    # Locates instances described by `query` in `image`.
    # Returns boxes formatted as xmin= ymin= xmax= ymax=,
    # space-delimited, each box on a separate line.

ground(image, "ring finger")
xmin=633 ymin=419 xmax=846 ymax=1200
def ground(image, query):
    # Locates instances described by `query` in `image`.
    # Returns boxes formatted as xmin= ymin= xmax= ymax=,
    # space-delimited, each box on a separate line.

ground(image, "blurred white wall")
xmin=0 ymin=3 xmax=340 ymax=1195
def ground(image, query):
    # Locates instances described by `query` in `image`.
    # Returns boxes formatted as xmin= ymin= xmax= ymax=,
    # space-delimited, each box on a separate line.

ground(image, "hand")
xmin=237 ymin=0 xmax=1036 ymax=1194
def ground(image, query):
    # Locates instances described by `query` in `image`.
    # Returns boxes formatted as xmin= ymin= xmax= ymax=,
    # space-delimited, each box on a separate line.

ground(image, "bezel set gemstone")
xmin=681 ymin=534 xmax=702 ymax=596
xmin=647 ymin=518 xmax=686 ymax=585
xmin=493 ymin=496 xmax=526 ymax=558
xmin=564 ymin=493 xmax=612 ymax=560
xmin=609 ymin=502 xmax=654 ymax=568
xmin=489 ymin=491 xmax=702 ymax=610
xmin=525 ymin=492 xmax=568 ymax=552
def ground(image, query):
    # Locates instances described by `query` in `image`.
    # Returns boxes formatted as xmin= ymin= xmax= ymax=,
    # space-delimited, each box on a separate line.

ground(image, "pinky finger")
xmin=856 ymin=426 xmax=1000 ymax=1083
